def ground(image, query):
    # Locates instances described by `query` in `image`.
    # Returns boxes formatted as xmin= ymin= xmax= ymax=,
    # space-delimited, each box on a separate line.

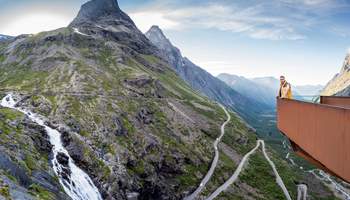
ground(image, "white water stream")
xmin=1 ymin=94 xmax=102 ymax=200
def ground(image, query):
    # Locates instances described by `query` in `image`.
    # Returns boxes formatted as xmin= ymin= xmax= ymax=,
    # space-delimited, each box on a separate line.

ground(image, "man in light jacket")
xmin=278 ymin=76 xmax=293 ymax=99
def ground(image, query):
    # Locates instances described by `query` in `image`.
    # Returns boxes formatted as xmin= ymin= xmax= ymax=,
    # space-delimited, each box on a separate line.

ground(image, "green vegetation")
xmin=24 ymin=154 xmax=37 ymax=172
xmin=0 ymin=108 xmax=23 ymax=121
xmin=0 ymin=63 xmax=48 ymax=91
xmin=239 ymin=152 xmax=296 ymax=200
xmin=176 ymin=164 xmax=208 ymax=190
xmin=0 ymin=54 xmax=5 ymax=63
xmin=29 ymin=184 xmax=55 ymax=200
xmin=0 ymin=185 xmax=10 ymax=199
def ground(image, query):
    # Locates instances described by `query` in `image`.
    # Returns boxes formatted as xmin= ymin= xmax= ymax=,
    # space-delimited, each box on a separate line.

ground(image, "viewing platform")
xmin=277 ymin=96 xmax=350 ymax=182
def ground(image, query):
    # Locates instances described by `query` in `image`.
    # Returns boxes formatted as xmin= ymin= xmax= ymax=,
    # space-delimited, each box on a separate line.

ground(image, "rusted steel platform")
xmin=277 ymin=97 xmax=350 ymax=182
xmin=321 ymin=96 xmax=350 ymax=108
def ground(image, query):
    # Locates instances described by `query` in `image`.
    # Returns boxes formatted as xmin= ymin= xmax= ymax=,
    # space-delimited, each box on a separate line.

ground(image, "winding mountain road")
xmin=206 ymin=140 xmax=292 ymax=200
xmin=184 ymin=105 xmax=231 ymax=200
xmin=261 ymin=141 xmax=292 ymax=200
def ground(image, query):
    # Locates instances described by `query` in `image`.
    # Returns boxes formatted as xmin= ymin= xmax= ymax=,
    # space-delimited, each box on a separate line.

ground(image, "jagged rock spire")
xmin=69 ymin=0 xmax=133 ymax=27
xmin=342 ymin=53 xmax=350 ymax=72
xmin=146 ymin=26 xmax=166 ymax=39
xmin=146 ymin=25 xmax=182 ymax=55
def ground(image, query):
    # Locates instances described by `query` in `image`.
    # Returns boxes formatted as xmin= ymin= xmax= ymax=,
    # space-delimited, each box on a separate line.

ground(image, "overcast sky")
xmin=0 ymin=0 xmax=350 ymax=85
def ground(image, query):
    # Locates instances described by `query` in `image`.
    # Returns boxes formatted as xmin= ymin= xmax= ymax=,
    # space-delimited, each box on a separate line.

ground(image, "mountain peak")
xmin=69 ymin=0 xmax=131 ymax=27
xmin=341 ymin=52 xmax=350 ymax=72
xmin=146 ymin=25 xmax=168 ymax=42
xmin=145 ymin=25 xmax=177 ymax=51
xmin=149 ymin=25 xmax=162 ymax=33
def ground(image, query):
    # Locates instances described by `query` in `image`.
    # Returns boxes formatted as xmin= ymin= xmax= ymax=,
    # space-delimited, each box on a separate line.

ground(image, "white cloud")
xmin=1 ymin=13 xmax=71 ymax=36
xmin=128 ymin=0 xmax=349 ymax=40
xmin=129 ymin=3 xmax=308 ymax=40
xmin=130 ymin=12 xmax=181 ymax=32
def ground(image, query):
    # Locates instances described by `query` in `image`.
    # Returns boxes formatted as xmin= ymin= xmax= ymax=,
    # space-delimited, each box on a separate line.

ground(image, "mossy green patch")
xmin=239 ymin=152 xmax=296 ymax=200
xmin=0 ymin=54 xmax=6 ymax=63
xmin=0 ymin=108 xmax=23 ymax=121
xmin=29 ymin=184 xmax=55 ymax=200
xmin=24 ymin=154 xmax=37 ymax=172
xmin=0 ymin=63 xmax=48 ymax=91
xmin=176 ymin=163 xmax=208 ymax=190
xmin=0 ymin=185 xmax=10 ymax=199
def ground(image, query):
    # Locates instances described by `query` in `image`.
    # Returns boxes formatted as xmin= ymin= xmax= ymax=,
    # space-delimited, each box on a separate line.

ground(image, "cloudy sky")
xmin=0 ymin=0 xmax=350 ymax=85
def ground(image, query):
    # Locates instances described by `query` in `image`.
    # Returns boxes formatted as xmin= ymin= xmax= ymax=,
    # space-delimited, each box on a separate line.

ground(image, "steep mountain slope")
xmin=145 ymin=26 xmax=271 ymax=123
xmin=0 ymin=0 xmax=337 ymax=199
xmin=217 ymin=73 xmax=277 ymax=106
xmin=322 ymin=53 xmax=350 ymax=96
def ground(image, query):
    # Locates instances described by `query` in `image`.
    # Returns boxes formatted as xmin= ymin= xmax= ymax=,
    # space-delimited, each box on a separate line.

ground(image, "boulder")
xmin=126 ymin=192 xmax=139 ymax=200
xmin=23 ymin=119 xmax=53 ymax=153
xmin=0 ymin=152 xmax=31 ymax=187
xmin=124 ymin=76 xmax=152 ymax=87
xmin=113 ymin=117 xmax=127 ymax=136
xmin=56 ymin=152 xmax=69 ymax=166
xmin=66 ymin=117 xmax=81 ymax=133
xmin=137 ymin=108 xmax=153 ymax=125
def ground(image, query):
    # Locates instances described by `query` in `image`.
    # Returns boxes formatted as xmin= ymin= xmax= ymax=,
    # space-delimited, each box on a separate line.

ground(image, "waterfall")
xmin=1 ymin=94 xmax=103 ymax=200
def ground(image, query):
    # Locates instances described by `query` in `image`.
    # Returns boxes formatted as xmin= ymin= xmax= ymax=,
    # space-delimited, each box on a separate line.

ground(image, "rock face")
xmin=69 ymin=0 xmax=122 ymax=26
xmin=322 ymin=53 xmax=350 ymax=96
xmin=145 ymin=26 xmax=183 ymax=70
xmin=69 ymin=0 xmax=159 ymax=56
xmin=146 ymin=26 xmax=271 ymax=122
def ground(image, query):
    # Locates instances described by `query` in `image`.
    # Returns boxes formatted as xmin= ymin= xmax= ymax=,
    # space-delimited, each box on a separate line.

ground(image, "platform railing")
xmin=277 ymin=97 xmax=350 ymax=182
xmin=320 ymin=96 xmax=350 ymax=108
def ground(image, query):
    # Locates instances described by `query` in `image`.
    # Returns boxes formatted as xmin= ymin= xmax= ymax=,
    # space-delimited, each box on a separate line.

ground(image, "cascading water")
xmin=1 ymin=94 xmax=103 ymax=200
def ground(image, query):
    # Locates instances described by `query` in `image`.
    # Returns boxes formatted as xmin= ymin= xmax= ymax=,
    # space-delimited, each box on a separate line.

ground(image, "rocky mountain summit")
xmin=322 ymin=53 xmax=350 ymax=96
xmin=70 ymin=0 xmax=122 ymax=26
xmin=69 ymin=0 xmax=159 ymax=57
xmin=0 ymin=0 xmax=338 ymax=199
xmin=145 ymin=26 xmax=182 ymax=70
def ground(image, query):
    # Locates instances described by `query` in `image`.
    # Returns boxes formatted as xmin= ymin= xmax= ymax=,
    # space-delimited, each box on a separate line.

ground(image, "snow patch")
xmin=73 ymin=28 xmax=90 ymax=37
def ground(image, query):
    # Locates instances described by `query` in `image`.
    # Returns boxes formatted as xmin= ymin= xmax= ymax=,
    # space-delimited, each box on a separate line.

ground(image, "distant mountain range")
xmin=217 ymin=74 xmax=277 ymax=107
xmin=218 ymin=74 xmax=323 ymax=106
xmin=0 ymin=34 xmax=13 ymax=41
xmin=322 ymin=53 xmax=350 ymax=96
